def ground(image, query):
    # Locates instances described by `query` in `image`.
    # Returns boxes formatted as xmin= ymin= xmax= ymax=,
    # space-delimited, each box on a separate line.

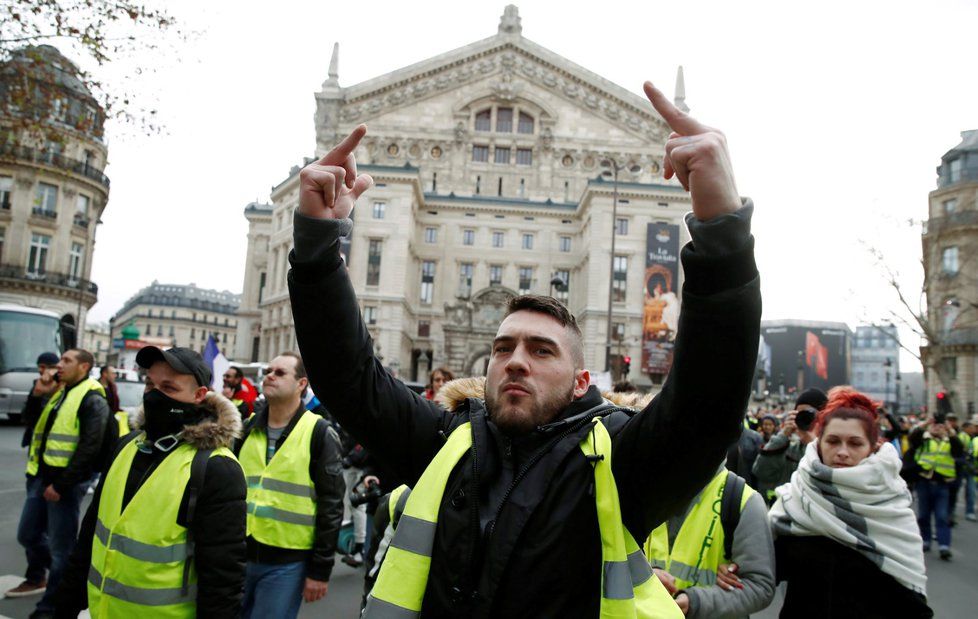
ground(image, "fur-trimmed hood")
xmin=434 ymin=376 xmax=652 ymax=412
xmin=132 ymin=391 xmax=243 ymax=449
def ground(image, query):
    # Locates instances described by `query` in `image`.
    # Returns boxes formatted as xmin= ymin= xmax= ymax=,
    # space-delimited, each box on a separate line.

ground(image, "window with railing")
xmin=420 ymin=261 xmax=436 ymax=304
xmin=367 ymin=239 xmax=382 ymax=286
xmin=554 ymin=269 xmax=570 ymax=302
xmin=34 ymin=182 xmax=58 ymax=215
xmin=458 ymin=262 xmax=474 ymax=298
xmin=68 ymin=242 xmax=83 ymax=280
xmin=489 ymin=264 xmax=503 ymax=285
xmin=942 ymin=246 xmax=959 ymax=275
xmin=27 ymin=233 xmax=50 ymax=275
xmin=0 ymin=176 xmax=12 ymax=210
xmin=518 ymin=266 xmax=534 ymax=294
xmin=612 ymin=255 xmax=628 ymax=302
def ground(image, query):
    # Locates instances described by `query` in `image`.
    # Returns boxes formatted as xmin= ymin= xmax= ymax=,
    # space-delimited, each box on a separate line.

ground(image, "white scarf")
xmin=769 ymin=441 xmax=927 ymax=596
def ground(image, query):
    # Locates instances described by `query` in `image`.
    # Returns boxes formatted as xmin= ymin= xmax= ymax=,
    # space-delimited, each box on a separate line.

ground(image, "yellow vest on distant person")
xmin=26 ymin=378 xmax=105 ymax=474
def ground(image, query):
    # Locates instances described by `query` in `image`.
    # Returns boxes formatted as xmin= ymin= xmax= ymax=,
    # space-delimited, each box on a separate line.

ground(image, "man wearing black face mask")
xmin=54 ymin=347 xmax=247 ymax=619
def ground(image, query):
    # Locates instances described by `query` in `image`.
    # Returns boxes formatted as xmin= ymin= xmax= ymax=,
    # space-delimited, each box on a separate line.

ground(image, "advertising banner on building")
xmin=642 ymin=223 xmax=680 ymax=375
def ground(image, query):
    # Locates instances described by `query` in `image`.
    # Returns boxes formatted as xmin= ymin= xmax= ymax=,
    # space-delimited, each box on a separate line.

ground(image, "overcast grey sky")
xmin=85 ymin=0 xmax=978 ymax=369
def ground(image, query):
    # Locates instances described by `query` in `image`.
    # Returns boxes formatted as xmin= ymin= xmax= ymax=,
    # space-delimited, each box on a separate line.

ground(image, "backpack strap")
xmin=720 ymin=470 xmax=746 ymax=562
xmin=182 ymin=447 xmax=213 ymax=595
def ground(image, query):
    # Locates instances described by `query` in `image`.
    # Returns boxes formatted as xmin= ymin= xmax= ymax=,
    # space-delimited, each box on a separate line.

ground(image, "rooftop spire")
xmin=674 ymin=65 xmax=689 ymax=113
xmin=325 ymin=42 xmax=339 ymax=87
xmin=498 ymin=4 xmax=522 ymax=35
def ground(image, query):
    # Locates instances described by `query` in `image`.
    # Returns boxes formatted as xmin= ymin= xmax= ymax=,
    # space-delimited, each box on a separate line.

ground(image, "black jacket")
xmin=20 ymin=379 xmax=49 ymax=448
xmin=35 ymin=378 xmax=111 ymax=496
xmin=234 ymin=403 xmax=345 ymax=582
xmin=775 ymin=535 xmax=932 ymax=618
xmin=288 ymin=204 xmax=761 ymax=617
xmin=54 ymin=392 xmax=247 ymax=619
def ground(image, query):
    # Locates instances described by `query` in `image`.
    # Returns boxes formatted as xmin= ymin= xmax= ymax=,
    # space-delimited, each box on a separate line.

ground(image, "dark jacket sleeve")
xmin=182 ymin=455 xmax=247 ymax=619
xmin=308 ymin=421 xmax=346 ymax=582
xmin=54 ymin=391 xmax=110 ymax=495
xmin=613 ymin=202 xmax=761 ymax=541
xmin=20 ymin=381 xmax=45 ymax=448
xmin=53 ymin=471 xmax=106 ymax=617
xmin=288 ymin=212 xmax=454 ymax=484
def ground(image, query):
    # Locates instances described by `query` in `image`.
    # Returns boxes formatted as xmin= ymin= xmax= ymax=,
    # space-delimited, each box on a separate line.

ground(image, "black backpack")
xmin=719 ymin=471 xmax=747 ymax=562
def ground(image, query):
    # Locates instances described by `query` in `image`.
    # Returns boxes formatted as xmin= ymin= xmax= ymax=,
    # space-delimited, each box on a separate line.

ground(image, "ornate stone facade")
xmin=239 ymin=6 xmax=692 ymax=387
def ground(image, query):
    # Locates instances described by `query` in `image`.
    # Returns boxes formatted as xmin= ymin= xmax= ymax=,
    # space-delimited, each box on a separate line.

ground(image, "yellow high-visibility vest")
xmin=363 ymin=419 xmax=682 ymax=619
xmin=644 ymin=470 xmax=753 ymax=590
xmin=26 ymin=378 xmax=105 ymax=474
xmin=916 ymin=438 xmax=955 ymax=479
xmin=240 ymin=410 xmax=318 ymax=550
xmin=88 ymin=438 xmax=237 ymax=618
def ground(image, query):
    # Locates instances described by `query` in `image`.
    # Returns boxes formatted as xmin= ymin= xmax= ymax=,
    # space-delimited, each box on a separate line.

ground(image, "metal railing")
xmin=0 ymin=142 xmax=110 ymax=189
xmin=0 ymin=263 xmax=97 ymax=294
xmin=923 ymin=210 xmax=978 ymax=235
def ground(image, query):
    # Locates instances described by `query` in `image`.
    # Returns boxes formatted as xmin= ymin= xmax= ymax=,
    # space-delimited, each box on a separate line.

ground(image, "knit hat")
xmin=796 ymin=388 xmax=828 ymax=411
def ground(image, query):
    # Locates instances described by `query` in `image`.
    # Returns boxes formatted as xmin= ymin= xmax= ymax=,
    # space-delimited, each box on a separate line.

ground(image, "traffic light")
xmin=936 ymin=391 xmax=952 ymax=419
xmin=622 ymin=355 xmax=632 ymax=375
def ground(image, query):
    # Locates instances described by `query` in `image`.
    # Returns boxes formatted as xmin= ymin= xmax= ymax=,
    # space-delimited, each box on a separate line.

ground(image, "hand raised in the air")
xmin=298 ymin=124 xmax=374 ymax=220
xmin=644 ymin=82 xmax=741 ymax=222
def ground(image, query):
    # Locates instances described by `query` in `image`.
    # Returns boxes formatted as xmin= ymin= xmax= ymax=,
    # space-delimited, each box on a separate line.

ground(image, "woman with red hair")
xmin=768 ymin=387 xmax=932 ymax=618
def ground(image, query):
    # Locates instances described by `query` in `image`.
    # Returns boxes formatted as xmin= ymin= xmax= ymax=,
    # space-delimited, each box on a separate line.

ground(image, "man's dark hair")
xmin=228 ymin=366 xmax=242 ymax=379
xmin=279 ymin=352 xmax=307 ymax=380
xmin=68 ymin=348 xmax=95 ymax=372
xmin=504 ymin=295 xmax=584 ymax=367
xmin=99 ymin=365 xmax=112 ymax=376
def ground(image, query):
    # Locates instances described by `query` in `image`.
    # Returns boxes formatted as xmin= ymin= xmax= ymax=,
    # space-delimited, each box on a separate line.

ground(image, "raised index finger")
xmin=318 ymin=124 xmax=367 ymax=166
xmin=643 ymin=81 xmax=708 ymax=136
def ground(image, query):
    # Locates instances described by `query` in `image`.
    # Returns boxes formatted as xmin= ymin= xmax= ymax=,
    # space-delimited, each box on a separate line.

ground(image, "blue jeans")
xmin=965 ymin=475 xmax=976 ymax=517
xmin=916 ymin=479 xmax=951 ymax=548
xmin=241 ymin=560 xmax=306 ymax=619
xmin=16 ymin=475 xmax=84 ymax=612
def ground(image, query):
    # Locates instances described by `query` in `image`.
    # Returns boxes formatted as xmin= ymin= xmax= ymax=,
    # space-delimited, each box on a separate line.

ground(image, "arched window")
xmin=475 ymin=109 xmax=491 ymax=132
xmin=518 ymin=112 xmax=534 ymax=134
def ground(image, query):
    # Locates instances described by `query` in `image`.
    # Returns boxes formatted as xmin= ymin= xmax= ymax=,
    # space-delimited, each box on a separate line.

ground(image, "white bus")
xmin=0 ymin=305 xmax=65 ymax=421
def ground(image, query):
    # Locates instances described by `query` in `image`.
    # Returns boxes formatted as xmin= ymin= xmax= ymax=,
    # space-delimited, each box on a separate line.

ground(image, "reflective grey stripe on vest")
xmin=47 ymin=433 xmax=79 ymax=443
xmin=89 ymin=566 xmax=195 ymax=607
xmin=247 ymin=502 xmax=315 ymax=526
xmin=603 ymin=560 xmax=634 ymax=600
xmin=627 ymin=550 xmax=652 ymax=586
xmin=670 ymin=560 xmax=717 ymax=586
xmin=44 ymin=449 xmax=76 ymax=458
xmin=650 ymin=558 xmax=667 ymax=570
xmin=96 ymin=519 xmax=188 ymax=564
xmin=389 ymin=514 xmax=437 ymax=557
xmin=247 ymin=476 xmax=315 ymax=499
xmin=363 ymin=594 xmax=418 ymax=619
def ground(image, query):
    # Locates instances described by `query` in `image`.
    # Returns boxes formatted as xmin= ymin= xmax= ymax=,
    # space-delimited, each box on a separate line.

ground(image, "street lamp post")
xmin=549 ymin=275 xmax=566 ymax=299
xmin=884 ymin=357 xmax=893 ymax=410
xmin=601 ymin=158 xmax=641 ymax=372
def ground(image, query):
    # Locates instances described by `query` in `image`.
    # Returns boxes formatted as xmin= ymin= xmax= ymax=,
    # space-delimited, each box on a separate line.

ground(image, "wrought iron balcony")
xmin=0 ymin=142 xmax=110 ymax=189
xmin=923 ymin=210 xmax=978 ymax=236
xmin=0 ymin=263 xmax=98 ymax=295
xmin=31 ymin=207 xmax=57 ymax=219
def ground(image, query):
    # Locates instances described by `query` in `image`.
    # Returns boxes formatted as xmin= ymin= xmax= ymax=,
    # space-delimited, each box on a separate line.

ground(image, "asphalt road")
xmin=0 ymin=422 xmax=974 ymax=618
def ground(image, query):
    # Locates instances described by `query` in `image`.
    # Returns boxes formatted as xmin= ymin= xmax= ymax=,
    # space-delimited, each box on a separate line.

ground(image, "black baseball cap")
xmin=136 ymin=346 xmax=212 ymax=387
xmin=36 ymin=352 xmax=59 ymax=366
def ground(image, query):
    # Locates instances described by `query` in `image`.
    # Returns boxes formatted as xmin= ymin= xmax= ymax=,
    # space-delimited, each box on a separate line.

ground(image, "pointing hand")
xmin=644 ymin=82 xmax=741 ymax=221
xmin=299 ymin=124 xmax=374 ymax=220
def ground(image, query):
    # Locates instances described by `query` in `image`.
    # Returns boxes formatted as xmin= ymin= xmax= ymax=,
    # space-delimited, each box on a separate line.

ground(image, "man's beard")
xmin=485 ymin=378 xmax=576 ymax=435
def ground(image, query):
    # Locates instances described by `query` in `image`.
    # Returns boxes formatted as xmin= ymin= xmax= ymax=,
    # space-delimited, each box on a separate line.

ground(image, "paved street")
xmin=0 ymin=422 xmax=974 ymax=617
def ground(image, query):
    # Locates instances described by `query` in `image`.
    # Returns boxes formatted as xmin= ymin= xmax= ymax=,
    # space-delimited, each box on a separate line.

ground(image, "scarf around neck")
xmin=769 ymin=441 xmax=927 ymax=596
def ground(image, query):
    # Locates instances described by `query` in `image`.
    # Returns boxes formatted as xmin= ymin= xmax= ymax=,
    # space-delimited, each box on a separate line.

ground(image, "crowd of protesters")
xmin=1 ymin=79 xmax=959 ymax=619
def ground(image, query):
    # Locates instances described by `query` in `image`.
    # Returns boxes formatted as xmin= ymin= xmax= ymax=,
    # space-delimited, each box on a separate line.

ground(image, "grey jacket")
xmin=680 ymin=491 xmax=776 ymax=619
xmin=752 ymin=431 xmax=806 ymax=498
